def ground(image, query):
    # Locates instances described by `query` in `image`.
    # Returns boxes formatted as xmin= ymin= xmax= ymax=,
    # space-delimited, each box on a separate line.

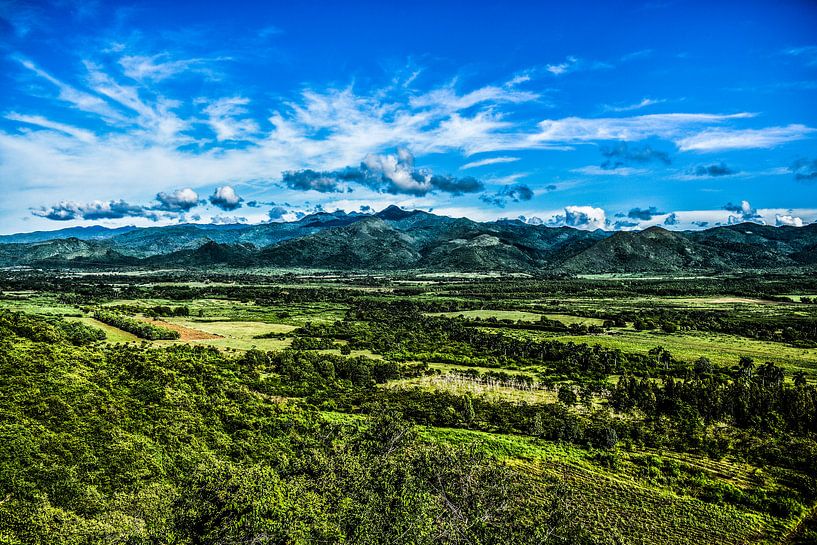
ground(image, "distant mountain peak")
xmin=0 ymin=207 xmax=814 ymax=272
xmin=375 ymin=205 xmax=421 ymax=221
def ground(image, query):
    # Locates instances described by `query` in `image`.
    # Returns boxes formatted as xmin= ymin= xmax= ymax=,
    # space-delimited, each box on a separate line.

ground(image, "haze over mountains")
xmin=1 ymin=206 xmax=815 ymax=273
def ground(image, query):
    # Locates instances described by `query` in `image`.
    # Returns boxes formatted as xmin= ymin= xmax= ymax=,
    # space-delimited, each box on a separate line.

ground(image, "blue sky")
xmin=1 ymin=0 xmax=816 ymax=234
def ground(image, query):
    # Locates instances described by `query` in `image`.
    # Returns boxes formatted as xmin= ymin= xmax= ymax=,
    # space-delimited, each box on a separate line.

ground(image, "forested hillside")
xmin=1 ymin=208 xmax=815 ymax=272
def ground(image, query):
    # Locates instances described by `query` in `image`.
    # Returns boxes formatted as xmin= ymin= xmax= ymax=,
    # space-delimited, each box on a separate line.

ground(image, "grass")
xmin=428 ymin=309 xmax=606 ymax=325
xmin=146 ymin=317 xmax=293 ymax=351
xmin=67 ymin=316 xmax=140 ymax=343
xmin=383 ymin=374 xmax=559 ymax=404
xmin=494 ymin=327 xmax=817 ymax=376
xmin=422 ymin=426 xmax=794 ymax=545
xmin=0 ymin=294 xmax=82 ymax=317
xmin=167 ymin=318 xmax=298 ymax=337
xmin=426 ymin=362 xmax=536 ymax=375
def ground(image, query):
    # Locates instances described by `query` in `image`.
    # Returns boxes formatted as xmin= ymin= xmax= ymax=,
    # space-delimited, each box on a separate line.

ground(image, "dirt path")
xmin=136 ymin=316 xmax=221 ymax=340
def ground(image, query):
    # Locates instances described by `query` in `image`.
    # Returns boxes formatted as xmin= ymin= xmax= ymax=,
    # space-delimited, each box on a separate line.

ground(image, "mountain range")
xmin=1 ymin=206 xmax=815 ymax=273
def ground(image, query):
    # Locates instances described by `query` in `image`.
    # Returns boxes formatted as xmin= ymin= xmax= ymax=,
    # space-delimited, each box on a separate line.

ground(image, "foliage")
xmin=92 ymin=310 xmax=180 ymax=340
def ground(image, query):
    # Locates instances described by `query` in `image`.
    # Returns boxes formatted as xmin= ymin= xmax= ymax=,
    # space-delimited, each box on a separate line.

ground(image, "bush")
xmin=92 ymin=310 xmax=179 ymax=340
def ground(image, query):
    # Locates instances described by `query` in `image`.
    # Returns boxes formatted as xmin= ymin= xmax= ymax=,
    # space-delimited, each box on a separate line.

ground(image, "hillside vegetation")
xmin=1 ymin=271 xmax=817 ymax=543
xmin=1 ymin=207 xmax=815 ymax=272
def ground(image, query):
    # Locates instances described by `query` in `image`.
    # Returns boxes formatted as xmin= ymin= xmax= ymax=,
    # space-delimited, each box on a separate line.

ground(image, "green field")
xmin=429 ymin=309 xmax=607 ymax=325
xmin=508 ymin=328 xmax=817 ymax=375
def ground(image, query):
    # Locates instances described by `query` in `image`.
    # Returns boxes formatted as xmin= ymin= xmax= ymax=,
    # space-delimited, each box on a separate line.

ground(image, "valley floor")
xmin=1 ymin=270 xmax=816 ymax=544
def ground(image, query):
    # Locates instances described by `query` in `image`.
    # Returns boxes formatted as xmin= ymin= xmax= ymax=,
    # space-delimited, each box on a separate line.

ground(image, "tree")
xmin=558 ymin=385 xmax=578 ymax=407
xmin=793 ymin=371 xmax=807 ymax=387
xmin=737 ymin=356 xmax=755 ymax=380
xmin=693 ymin=356 xmax=713 ymax=376
xmin=756 ymin=361 xmax=784 ymax=388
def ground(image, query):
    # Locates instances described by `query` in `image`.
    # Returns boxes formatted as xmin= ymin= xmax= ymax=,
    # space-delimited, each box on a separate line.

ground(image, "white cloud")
xmin=775 ymin=214 xmax=804 ymax=227
xmin=603 ymin=98 xmax=665 ymax=112
xmin=546 ymin=56 xmax=579 ymax=75
xmin=460 ymin=156 xmax=520 ymax=169
xmin=17 ymin=58 xmax=126 ymax=122
xmin=565 ymin=205 xmax=606 ymax=229
xmin=202 ymin=97 xmax=259 ymax=141
xmin=5 ymin=113 xmax=96 ymax=143
xmin=156 ymin=188 xmax=199 ymax=211
xmin=530 ymin=113 xmax=753 ymax=144
xmin=546 ymin=56 xmax=612 ymax=76
xmin=3 ymin=52 xmax=815 ymax=233
xmin=119 ymin=54 xmax=215 ymax=82
xmin=209 ymin=186 xmax=243 ymax=210
xmin=675 ymin=124 xmax=816 ymax=152
xmin=409 ymin=78 xmax=538 ymax=111
xmin=547 ymin=205 xmax=607 ymax=230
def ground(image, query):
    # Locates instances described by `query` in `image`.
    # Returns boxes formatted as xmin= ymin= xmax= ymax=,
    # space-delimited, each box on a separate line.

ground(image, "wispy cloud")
xmin=5 ymin=113 xmax=96 ymax=142
xmin=676 ymin=124 xmax=815 ymax=152
xmin=783 ymin=45 xmax=817 ymax=67
xmin=200 ymin=97 xmax=259 ymax=141
xmin=531 ymin=113 xmax=754 ymax=144
xmin=119 ymin=53 xmax=222 ymax=83
xmin=17 ymin=58 xmax=126 ymax=122
xmin=460 ymin=156 xmax=520 ymax=170
xmin=409 ymin=77 xmax=538 ymax=110
xmin=546 ymin=56 xmax=612 ymax=76
xmin=603 ymin=98 xmax=665 ymax=112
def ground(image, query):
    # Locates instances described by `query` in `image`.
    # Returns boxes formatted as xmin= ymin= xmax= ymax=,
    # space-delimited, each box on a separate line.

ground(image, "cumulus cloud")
xmin=282 ymin=170 xmax=345 ymax=193
xmin=791 ymin=158 xmax=817 ymax=181
xmin=282 ymin=149 xmax=484 ymax=196
xmin=210 ymin=215 xmax=247 ymax=225
xmin=548 ymin=205 xmax=607 ymax=230
xmin=690 ymin=162 xmax=736 ymax=177
xmin=664 ymin=212 xmax=680 ymax=226
xmin=32 ymin=199 xmax=151 ymax=221
xmin=32 ymin=187 xmax=210 ymax=222
xmin=267 ymin=206 xmax=290 ymax=221
xmin=479 ymin=184 xmax=535 ymax=208
xmin=600 ymin=142 xmax=671 ymax=170
xmin=627 ymin=206 xmax=664 ymax=220
xmin=155 ymin=188 xmax=200 ymax=211
xmin=723 ymin=200 xmax=764 ymax=224
xmin=775 ymin=214 xmax=804 ymax=227
xmin=209 ymin=185 xmax=243 ymax=211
